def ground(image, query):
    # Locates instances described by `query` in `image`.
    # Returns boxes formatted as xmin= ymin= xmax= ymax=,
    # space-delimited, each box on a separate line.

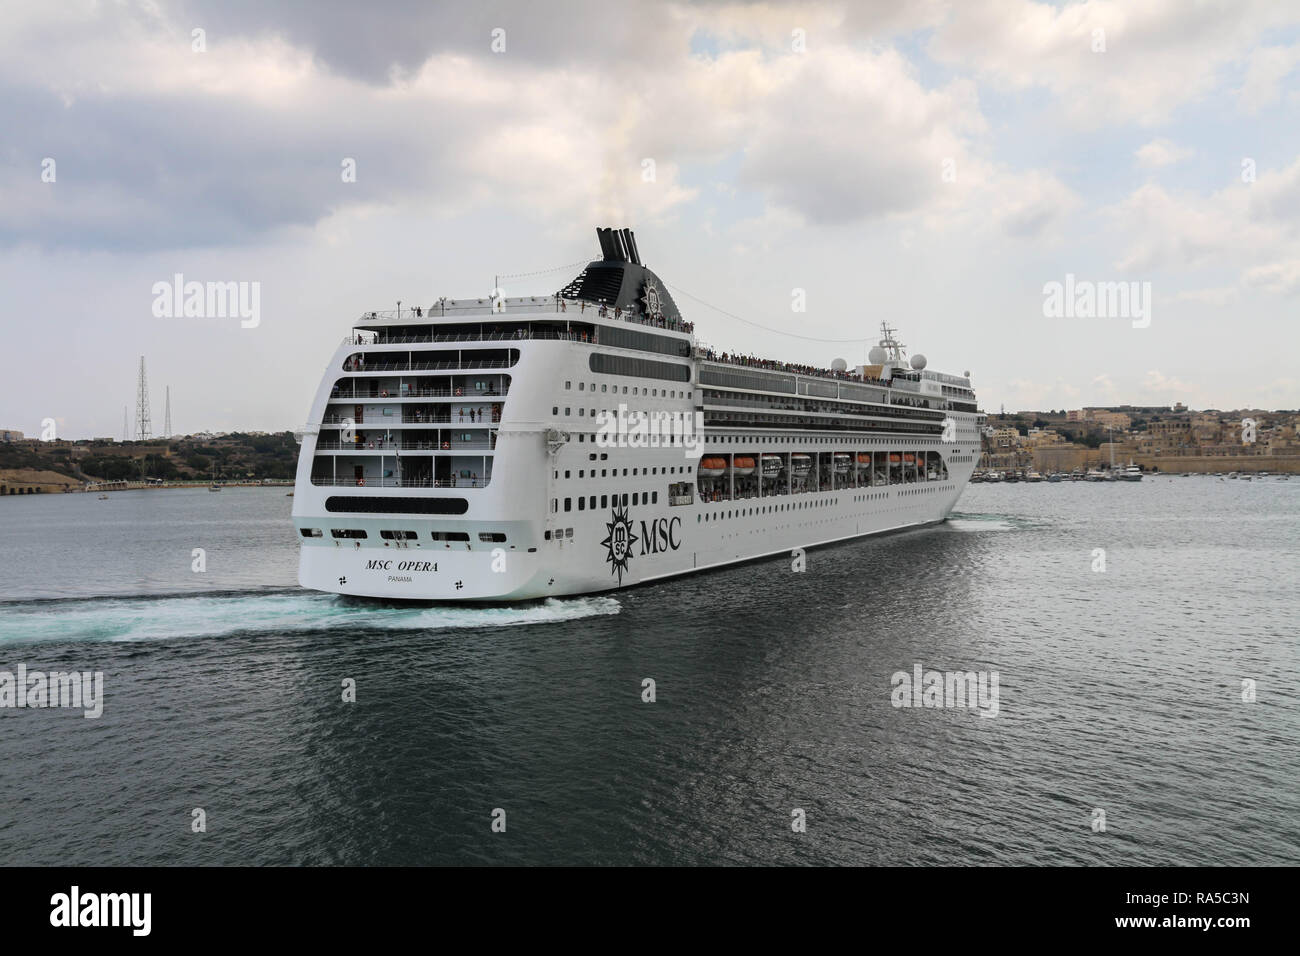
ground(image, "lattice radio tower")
xmin=164 ymin=385 xmax=172 ymax=438
xmin=135 ymin=356 xmax=152 ymax=441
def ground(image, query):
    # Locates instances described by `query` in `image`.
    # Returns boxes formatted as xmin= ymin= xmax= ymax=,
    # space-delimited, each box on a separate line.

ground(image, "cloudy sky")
xmin=3 ymin=0 xmax=1299 ymax=439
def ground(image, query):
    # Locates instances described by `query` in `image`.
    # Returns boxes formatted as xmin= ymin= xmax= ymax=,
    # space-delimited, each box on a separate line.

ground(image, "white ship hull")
xmin=292 ymin=229 xmax=983 ymax=601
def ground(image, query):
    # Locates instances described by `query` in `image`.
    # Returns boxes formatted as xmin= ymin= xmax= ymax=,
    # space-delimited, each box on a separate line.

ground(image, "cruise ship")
xmin=292 ymin=228 xmax=984 ymax=600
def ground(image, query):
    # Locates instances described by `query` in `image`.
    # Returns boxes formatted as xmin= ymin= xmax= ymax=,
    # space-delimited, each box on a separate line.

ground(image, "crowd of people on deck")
xmin=698 ymin=349 xmax=889 ymax=385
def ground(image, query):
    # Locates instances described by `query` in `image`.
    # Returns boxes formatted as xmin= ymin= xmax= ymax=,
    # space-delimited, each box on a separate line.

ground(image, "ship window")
xmin=621 ymin=494 xmax=628 ymax=506
xmin=564 ymin=498 xmax=572 ymax=512
xmin=578 ymin=497 xmax=585 ymax=510
xmin=601 ymin=495 xmax=608 ymax=508
xmin=601 ymin=385 xmax=607 ymax=392
xmin=632 ymin=493 xmax=639 ymax=505
xmin=589 ymin=496 xmax=595 ymax=509
xmin=331 ymin=528 xmax=368 ymax=539
xmin=565 ymin=381 xmax=571 ymax=389
xmin=652 ymin=492 xmax=658 ymax=503
xmin=299 ymin=528 xmax=323 ymax=538
xmin=431 ymin=531 xmax=470 ymax=542
xmin=379 ymin=530 xmax=418 ymax=540
xmin=578 ymin=434 xmax=584 ymax=442
xmin=565 ymin=528 xmax=573 ymax=538
xmin=579 ymin=383 xmax=585 ymax=390
xmin=588 ymin=454 xmax=596 ymax=461
xmin=565 ymin=407 xmax=571 ymax=415
xmin=553 ymin=406 xmax=558 ymax=415
xmin=544 ymin=530 xmax=552 ymax=540
xmin=600 ymin=453 xmax=608 ymax=460
xmin=579 ymin=409 xmax=584 ymax=416
xmin=622 ymin=387 xmax=627 ymax=394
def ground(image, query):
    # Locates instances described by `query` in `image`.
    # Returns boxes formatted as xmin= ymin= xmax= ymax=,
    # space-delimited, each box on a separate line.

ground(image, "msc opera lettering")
xmin=365 ymin=560 xmax=438 ymax=572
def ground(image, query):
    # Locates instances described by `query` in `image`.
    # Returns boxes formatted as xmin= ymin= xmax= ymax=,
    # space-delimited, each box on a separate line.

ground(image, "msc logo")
xmin=601 ymin=504 xmax=638 ymax=584
xmin=639 ymin=516 xmax=681 ymax=554
xmin=600 ymin=508 xmax=684 ymax=584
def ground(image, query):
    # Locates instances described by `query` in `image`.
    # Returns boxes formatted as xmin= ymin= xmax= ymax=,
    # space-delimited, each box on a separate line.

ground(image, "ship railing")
xmin=342 ymin=359 xmax=516 ymax=373
xmin=310 ymin=476 xmax=491 ymax=489
xmin=355 ymin=298 xmax=695 ymax=335
xmin=326 ymin=387 xmax=507 ymax=401
xmin=314 ymin=441 xmax=496 ymax=451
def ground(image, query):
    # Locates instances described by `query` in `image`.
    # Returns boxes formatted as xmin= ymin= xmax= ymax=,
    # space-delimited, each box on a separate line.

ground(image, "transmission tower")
xmin=135 ymin=357 xmax=152 ymax=441
xmin=122 ymin=406 xmax=128 ymax=442
xmin=164 ymin=386 xmax=172 ymax=438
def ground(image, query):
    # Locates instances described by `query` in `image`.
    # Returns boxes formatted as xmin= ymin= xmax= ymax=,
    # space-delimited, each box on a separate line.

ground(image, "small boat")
xmin=834 ymin=453 xmax=851 ymax=475
xmin=1085 ymin=469 xmax=1108 ymax=482
xmin=1026 ymin=470 xmax=1043 ymax=482
xmin=1228 ymin=472 xmax=1238 ymax=479
xmin=209 ymin=484 xmax=222 ymax=492
xmin=697 ymin=456 xmax=727 ymax=478
xmin=791 ymin=454 xmax=812 ymax=478
xmin=1117 ymin=464 xmax=1142 ymax=482
xmin=728 ymin=456 xmax=756 ymax=476
xmin=97 ymin=493 xmax=109 ymax=500
xmin=760 ymin=455 xmax=783 ymax=478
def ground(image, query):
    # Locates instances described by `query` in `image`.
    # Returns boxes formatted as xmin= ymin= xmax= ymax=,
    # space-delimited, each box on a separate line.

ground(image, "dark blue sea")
xmin=0 ymin=479 xmax=1296 ymax=865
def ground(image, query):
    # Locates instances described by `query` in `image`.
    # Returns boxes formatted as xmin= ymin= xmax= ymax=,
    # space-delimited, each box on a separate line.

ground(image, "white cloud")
xmin=1237 ymin=42 xmax=1300 ymax=113
xmin=1135 ymin=139 xmax=1194 ymax=169
xmin=928 ymin=0 xmax=1300 ymax=126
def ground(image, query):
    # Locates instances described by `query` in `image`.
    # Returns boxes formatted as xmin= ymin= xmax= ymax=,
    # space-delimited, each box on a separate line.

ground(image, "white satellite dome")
xmin=831 ymin=357 xmax=848 ymax=372
xmin=868 ymin=346 xmax=888 ymax=364
xmin=910 ymin=353 xmax=927 ymax=370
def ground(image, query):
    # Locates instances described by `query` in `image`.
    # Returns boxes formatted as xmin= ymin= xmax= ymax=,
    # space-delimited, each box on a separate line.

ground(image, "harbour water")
xmin=0 ymin=481 xmax=1296 ymax=865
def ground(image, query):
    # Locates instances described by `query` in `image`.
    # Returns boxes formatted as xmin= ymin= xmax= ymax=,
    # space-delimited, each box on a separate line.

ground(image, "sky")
xmin=2 ymin=0 xmax=1299 ymax=440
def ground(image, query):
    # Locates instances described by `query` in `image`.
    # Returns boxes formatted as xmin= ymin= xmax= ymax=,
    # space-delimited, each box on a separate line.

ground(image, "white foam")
xmin=0 ymin=591 xmax=621 ymax=647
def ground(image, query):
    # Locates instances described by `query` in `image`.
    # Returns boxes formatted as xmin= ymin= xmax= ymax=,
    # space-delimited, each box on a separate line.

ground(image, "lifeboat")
xmin=856 ymin=453 xmax=872 ymax=469
xmin=730 ymin=456 xmax=757 ymax=476
xmin=791 ymin=454 xmax=812 ymax=477
xmin=889 ymin=453 xmax=902 ymax=464
xmin=834 ymin=453 xmax=851 ymax=474
xmin=760 ymin=455 xmax=783 ymax=477
xmin=697 ymin=456 xmax=727 ymax=477
xmin=903 ymin=453 xmax=915 ymax=464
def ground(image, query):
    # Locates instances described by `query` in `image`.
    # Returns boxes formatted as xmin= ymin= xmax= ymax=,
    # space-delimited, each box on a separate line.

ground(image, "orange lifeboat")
xmin=856 ymin=453 xmax=872 ymax=464
xmin=889 ymin=453 xmax=901 ymax=464
xmin=730 ymin=456 xmax=757 ymax=476
xmin=903 ymin=453 xmax=915 ymax=464
xmin=698 ymin=456 xmax=727 ymax=477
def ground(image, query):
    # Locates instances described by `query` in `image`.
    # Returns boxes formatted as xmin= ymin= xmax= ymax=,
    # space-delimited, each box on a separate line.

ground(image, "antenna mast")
xmin=135 ymin=356 xmax=152 ymax=441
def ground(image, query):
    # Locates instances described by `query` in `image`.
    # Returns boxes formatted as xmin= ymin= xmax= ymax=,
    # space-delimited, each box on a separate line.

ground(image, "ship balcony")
xmin=352 ymin=296 xmax=695 ymax=336
xmin=327 ymin=385 xmax=509 ymax=401
xmin=308 ymin=476 xmax=489 ymax=489
xmin=341 ymin=351 xmax=518 ymax=374
xmin=315 ymin=439 xmax=496 ymax=452
xmin=310 ymin=452 xmax=492 ymax=489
